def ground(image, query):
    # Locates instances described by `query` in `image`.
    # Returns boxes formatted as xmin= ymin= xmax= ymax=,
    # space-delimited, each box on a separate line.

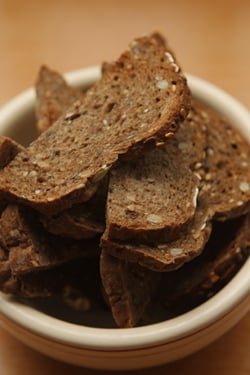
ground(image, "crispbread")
xmin=101 ymin=200 xmax=212 ymax=272
xmin=0 ymin=205 xmax=100 ymax=278
xmin=35 ymin=65 xmax=84 ymax=134
xmin=0 ymin=33 xmax=190 ymax=215
xmin=196 ymin=101 xmax=250 ymax=220
xmin=40 ymin=176 xmax=108 ymax=239
xmin=100 ymin=250 xmax=160 ymax=327
xmin=104 ymin=100 xmax=207 ymax=244
xmin=160 ymin=214 xmax=250 ymax=313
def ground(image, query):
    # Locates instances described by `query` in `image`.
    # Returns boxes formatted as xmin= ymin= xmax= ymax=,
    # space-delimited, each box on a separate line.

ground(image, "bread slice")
xmin=100 ymin=250 xmax=160 ymax=327
xmin=0 ymin=136 xmax=25 ymax=212
xmin=104 ymin=100 xmax=207 ymax=244
xmin=101 ymin=199 xmax=212 ymax=272
xmin=35 ymin=65 xmax=84 ymax=134
xmin=0 ymin=204 xmax=100 ymax=278
xmin=39 ymin=176 xmax=108 ymax=239
xmin=196 ymin=101 xmax=250 ymax=220
xmin=160 ymin=214 xmax=250 ymax=313
xmin=0 ymin=136 xmax=25 ymax=169
xmin=0 ymin=32 xmax=190 ymax=215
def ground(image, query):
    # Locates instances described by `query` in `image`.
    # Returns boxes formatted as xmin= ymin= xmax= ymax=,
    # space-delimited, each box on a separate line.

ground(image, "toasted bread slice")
xmin=101 ymin=199 xmax=212 ymax=272
xmin=104 ymin=100 xmax=207 ymax=244
xmin=35 ymin=65 xmax=84 ymax=134
xmin=100 ymin=250 xmax=160 ymax=327
xmin=196 ymin=101 xmax=250 ymax=220
xmin=160 ymin=214 xmax=250 ymax=313
xmin=0 ymin=205 xmax=100 ymax=278
xmin=0 ymin=33 xmax=190 ymax=215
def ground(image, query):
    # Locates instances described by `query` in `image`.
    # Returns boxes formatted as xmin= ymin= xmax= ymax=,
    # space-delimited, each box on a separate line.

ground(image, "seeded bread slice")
xmin=101 ymin=198 xmax=212 ymax=272
xmin=0 ymin=32 xmax=190 ymax=215
xmin=0 ymin=205 xmax=100 ymax=277
xmin=100 ymin=250 xmax=160 ymax=327
xmin=160 ymin=214 xmax=250 ymax=313
xmin=0 ymin=136 xmax=25 ymax=169
xmin=35 ymin=65 xmax=84 ymax=134
xmin=0 ymin=136 xmax=25 ymax=212
xmin=196 ymin=101 xmax=250 ymax=220
xmin=104 ymin=101 xmax=207 ymax=244
xmin=40 ymin=176 xmax=108 ymax=239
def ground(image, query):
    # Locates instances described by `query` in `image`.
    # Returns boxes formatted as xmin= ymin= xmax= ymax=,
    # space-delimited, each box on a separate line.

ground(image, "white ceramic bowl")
xmin=0 ymin=67 xmax=249 ymax=370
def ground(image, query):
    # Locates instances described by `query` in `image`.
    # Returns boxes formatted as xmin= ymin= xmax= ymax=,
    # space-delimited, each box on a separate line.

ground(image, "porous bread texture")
xmin=100 ymin=250 xmax=160 ymax=327
xmin=104 ymin=100 xmax=207 ymax=244
xmin=101 ymin=201 xmax=212 ymax=272
xmin=102 ymin=98 xmax=250 ymax=272
xmin=40 ymin=176 xmax=108 ymax=239
xmin=196 ymin=102 xmax=250 ymax=220
xmin=35 ymin=65 xmax=85 ymax=134
xmin=0 ymin=136 xmax=25 ymax=169
xmin=0 ymin=32 xmax=190 ymax=215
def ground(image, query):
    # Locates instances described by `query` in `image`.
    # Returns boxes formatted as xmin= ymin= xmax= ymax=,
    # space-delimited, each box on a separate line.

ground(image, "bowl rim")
xmin=0 ymin=67 xmax=249 ymax=351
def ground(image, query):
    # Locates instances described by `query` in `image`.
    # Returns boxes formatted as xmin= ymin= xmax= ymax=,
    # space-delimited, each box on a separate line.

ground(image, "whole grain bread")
xmin=160 ymin=214 xmax=250 ymax=313
xmin=0 ymin=136 xmax=25 ymax=169
xmin=40 ymin=176 xmax=108 ymax=239
xmin=104 ymin=100 xmax=207 ymax=244
xmin=35 ymin=65 xmax=85 ymax=134
xmin=101 ymin=199 xmax=212 ymax=272
xmin=196 ymin=101 xmax=250 ymax=220
xmin=100 ymin=250 xmax=160 ymax=327
xmin=0 ymin=32 xmax=190 ymax=215
xmin=0 ymin=204 xmax=100 ymax=277
xmin=0 ymin=136 xmax=25 ymax=212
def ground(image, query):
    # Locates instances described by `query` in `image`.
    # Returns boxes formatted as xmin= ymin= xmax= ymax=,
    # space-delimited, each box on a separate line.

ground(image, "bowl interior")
xmin=0 ymin=68 xmax=249 ymax=349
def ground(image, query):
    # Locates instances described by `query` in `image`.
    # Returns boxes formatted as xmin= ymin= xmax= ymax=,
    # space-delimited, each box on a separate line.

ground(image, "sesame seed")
xmin=170 ymin=248 xmax=183 ymax=256
xmin=241 ymin=161 xmax=248 ymax=167
xmin=126 ymin=193 xmax=136 ymax=202
xmin=171 ymin=83 xmax=177 ymax=92
xmin=35 ymin=189 xmax=41 ymax=195
xmin=147 ymin=214 xmax=163 ymax=225
xmin=156 ymin=79 xmax=168 ymax=90
xmin=239 ymin=181 xmax=249 ymax=192
xmin=193 ymin=187 xmax=199 ymax=207
xmin=22 ymin=171 xmax=28 ymax=177
xmin=127 ymin=204 xmax=135 ymax=212
xmin=29 ymin=170 xmax=37 ymax=177
xmin=164 ymin=132 xmax=175 ymax=139
xmin=165 ymin=51 xmax=175 ymax=63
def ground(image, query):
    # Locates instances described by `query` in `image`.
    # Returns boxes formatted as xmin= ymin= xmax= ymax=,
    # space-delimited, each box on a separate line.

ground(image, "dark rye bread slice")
xmin=40 ymin=176 xmax=108 ymax=239
xmin=35 ymin=65 xmax=85 ymax=134
xmin=196 ymin=101 xmax=250 ymax=220
xmin=0 ymin=33 xmax=190 ymax=215
xmin=104 ymin=100 xmax=207 ymax=244
xmin=100 ymin=250 xmax=160 ymax=327
xmin=0 ymin=204 xmax=100 ymax=277
xmin=160 ymin=214 xmax=250 ymax=313
xmin=0 ymin=136 xmax=25 ymax=169
xmin=101 ymin=199 xmax=212 ymax=272
xmin=0 ymin=136 xmax=26 ymax=212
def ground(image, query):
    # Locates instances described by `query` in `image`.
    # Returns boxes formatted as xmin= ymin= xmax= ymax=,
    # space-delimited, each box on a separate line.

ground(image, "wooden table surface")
xmin=0 ymin=0 xmax=249 ymax=374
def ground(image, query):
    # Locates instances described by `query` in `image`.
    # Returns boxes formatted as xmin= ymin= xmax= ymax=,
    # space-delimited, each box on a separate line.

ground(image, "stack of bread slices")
xmin=0 ymin=32 xmax=249 ymax=328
